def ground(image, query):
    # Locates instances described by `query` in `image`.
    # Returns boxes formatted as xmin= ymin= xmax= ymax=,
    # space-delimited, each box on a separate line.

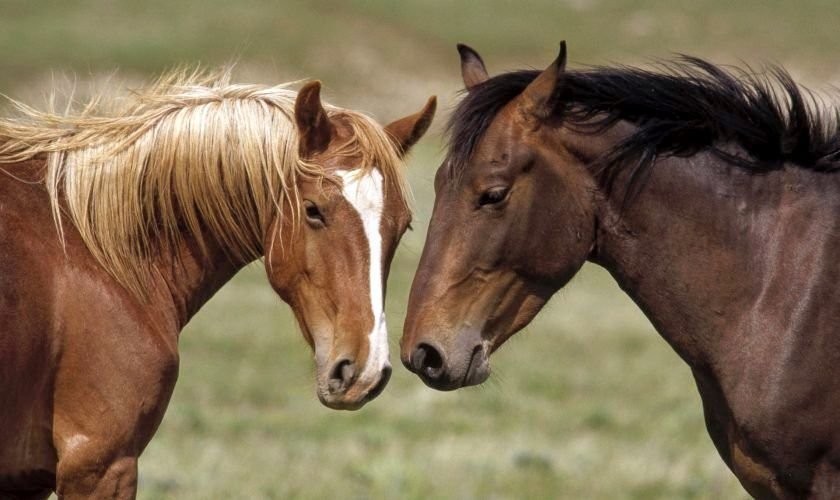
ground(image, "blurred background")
xmin=4 ymin=1 xmax=840 ymax=498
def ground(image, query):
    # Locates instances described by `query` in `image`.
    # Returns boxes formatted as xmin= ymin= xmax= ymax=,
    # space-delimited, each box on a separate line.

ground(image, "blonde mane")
xmin=0 ymin=69 xmax=409 ymax=296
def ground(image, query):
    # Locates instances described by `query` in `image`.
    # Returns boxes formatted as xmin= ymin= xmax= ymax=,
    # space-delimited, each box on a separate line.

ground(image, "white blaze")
xmin=337 ymin=169 xmax=390 ymax=381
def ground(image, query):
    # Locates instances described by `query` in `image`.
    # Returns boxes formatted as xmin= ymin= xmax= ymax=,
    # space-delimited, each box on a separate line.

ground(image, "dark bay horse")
xmin=0 ymin=71 xmax=435 ymax=498
xmin=401 ymin=42 xmax=840 ymax=498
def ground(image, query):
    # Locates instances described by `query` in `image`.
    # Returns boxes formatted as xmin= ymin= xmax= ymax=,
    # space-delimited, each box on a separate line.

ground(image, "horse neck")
xmin=150 ymin=229 xmax=252 ymax=330
xmin=583 ymin=136 xmax=818 ymax=367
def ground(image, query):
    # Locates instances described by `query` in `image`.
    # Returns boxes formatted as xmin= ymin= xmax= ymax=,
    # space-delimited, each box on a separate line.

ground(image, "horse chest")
xmin=695 ymin=367 xmax=833 ymax=498
xmin=730 ymin=439 xmax=789 ymax=498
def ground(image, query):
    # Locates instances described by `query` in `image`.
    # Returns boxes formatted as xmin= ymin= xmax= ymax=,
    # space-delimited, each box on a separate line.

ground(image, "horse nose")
xmin=327 ymin=358 xmax=357 ymax=394
xmin=410 ymin=342 xmax=445 ymax=381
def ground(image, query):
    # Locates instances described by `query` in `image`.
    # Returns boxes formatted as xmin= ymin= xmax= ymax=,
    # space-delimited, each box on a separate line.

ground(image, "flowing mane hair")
xmin=0 ymin=68 xmax=409 ymax=296
xmin=446 ymin=57 xmax=840 ymax=199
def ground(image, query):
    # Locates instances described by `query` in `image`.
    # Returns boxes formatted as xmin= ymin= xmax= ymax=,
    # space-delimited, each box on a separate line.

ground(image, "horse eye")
xmin=304 ymin=200 xmax=325 ymax=226
xmin=478 ymin=187 xmax=510 ymax=207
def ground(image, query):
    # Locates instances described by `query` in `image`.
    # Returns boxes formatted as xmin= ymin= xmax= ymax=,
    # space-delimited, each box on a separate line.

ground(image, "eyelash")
xmin=478 ymin=186 xmax=510 ymax=207
xmin=304 ymin=200 xmax=325 ymax=227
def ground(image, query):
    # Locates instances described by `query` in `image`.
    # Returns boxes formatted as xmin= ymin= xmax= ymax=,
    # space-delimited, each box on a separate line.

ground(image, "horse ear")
xmin=295 ymin=81 xmax=335 ymax=158
xmin=520 ymin=41 xmax=568 ymax=120
xmin=458 ymin=43 xmax=489 ymax=89
xmin=384 ymin=96 xmax=437 ymax=157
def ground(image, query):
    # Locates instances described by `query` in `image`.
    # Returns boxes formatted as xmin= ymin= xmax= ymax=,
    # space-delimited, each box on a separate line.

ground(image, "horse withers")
xmin=0 ymin=71 xmax=435 ymax=498
xmin=401 ymin=42 xmax=840 ymax=498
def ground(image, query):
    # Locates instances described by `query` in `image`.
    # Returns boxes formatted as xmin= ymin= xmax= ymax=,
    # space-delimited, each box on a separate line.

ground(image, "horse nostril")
xmin=412 ymin=343 xmax=444 ymax=380
xmin=328 ymin=359 xmax=356 ymax=393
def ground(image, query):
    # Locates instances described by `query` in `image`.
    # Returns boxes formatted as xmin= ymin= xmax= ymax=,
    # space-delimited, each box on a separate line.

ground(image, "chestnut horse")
xmin=402 ymin=42 xmax=840 ymax=498
xmin=0 ymin=70 xmax=435 ymax=498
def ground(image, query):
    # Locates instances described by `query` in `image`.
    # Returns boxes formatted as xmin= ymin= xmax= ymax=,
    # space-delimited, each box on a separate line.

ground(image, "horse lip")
xmin=362 ymin=366 xmax=392 ymax=402
xmin=462 ymin=344 xmax=485 ymax=386
xmin=318 ymin=391 xmax=367 ymax=411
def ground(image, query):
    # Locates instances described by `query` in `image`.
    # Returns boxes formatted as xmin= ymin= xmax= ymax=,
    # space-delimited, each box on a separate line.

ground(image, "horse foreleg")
xmin=50 ymin=350 xmax=177 ymax=499
xmin=55 ymin=448 xmax=138 ymax=500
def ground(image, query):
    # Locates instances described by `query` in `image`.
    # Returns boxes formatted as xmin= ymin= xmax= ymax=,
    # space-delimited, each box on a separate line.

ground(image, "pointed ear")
xmin=457 ymin=43 xmax=489 ymax=89
xmin=520 ymin=41 xmax=568 ymax=120
xmin=295 ymin=81 xmax=335 ymax=158
xmin=384 ymin=96 xmax=437 ymax=157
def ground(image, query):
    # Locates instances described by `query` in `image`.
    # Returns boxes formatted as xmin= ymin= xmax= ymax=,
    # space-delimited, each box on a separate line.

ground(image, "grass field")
xmin=4 ymin=1 xmax=840 ymax=498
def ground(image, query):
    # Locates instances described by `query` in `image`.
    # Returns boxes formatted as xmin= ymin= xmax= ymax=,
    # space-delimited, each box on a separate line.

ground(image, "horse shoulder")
xmin=0 ymin=164 xmax=181 ymax=490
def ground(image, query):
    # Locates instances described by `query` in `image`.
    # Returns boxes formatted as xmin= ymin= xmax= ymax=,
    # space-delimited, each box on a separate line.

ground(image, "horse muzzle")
xmin=402 ymin=338 xmax=490 ymax=391
xmin=316 ymin=356 xmax=392 ymax=410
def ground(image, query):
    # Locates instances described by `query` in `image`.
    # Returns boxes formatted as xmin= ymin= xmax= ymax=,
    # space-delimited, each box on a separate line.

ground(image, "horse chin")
xmin=317 ymin=391 xmax=369 ymax=411
xmin=315 ymin=384 xmax=378 ymax=411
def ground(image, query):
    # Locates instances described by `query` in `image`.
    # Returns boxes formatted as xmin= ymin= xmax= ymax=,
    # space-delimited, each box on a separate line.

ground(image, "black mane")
xmin=446 ymin=57 xmax=840 ymax=195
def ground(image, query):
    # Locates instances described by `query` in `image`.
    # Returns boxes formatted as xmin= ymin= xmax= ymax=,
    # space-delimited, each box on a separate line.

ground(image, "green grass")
xmin=4 ymin=1 xmax=838 ymax=497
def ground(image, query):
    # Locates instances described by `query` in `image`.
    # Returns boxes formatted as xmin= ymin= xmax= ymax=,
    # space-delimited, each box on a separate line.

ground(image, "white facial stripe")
xmin=337 ymin=169 xmax=390 ymax=381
